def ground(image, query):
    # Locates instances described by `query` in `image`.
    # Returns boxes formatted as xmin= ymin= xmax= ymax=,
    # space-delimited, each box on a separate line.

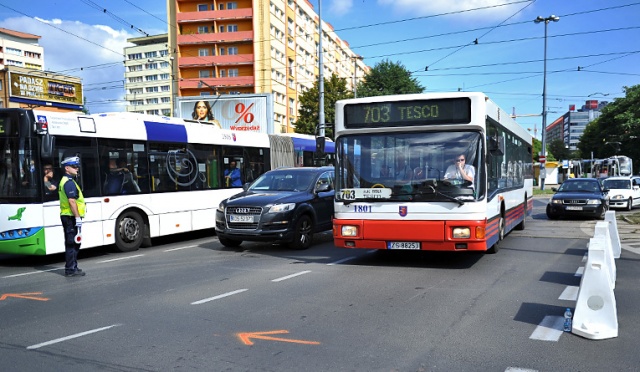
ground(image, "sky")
xmin=0 ymin=0 xmax=638 ymax=138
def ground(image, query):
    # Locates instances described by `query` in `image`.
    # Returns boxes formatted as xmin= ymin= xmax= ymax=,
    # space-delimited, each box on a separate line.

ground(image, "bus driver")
xmin=444 ymin=154 xmax=475 ymax=186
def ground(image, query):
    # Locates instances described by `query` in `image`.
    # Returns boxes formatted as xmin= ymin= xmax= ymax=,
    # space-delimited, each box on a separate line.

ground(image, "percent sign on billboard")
xmin=234 ymin=103 xmax=255 ymax=124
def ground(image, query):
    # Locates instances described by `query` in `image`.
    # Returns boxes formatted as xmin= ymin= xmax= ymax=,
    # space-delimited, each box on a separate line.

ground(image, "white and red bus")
xmin=332 ymin=92 xmax=533 ymax=253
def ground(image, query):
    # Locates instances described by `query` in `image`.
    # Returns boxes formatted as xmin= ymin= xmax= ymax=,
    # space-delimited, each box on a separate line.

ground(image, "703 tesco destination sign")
xmin=343 ymin=97 xmax=471 ymax=128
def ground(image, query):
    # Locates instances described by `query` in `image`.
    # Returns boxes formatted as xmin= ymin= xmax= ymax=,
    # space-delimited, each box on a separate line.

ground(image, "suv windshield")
xmin=335 ymin=131 xmax=483 ymax=203
xmin=249 ymin=170 xmax=315 ymax=192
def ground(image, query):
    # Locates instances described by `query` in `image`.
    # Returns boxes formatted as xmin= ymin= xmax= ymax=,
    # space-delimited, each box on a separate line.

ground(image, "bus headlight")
xmin=341 ymin=225 xmax=358 ymax=237
xmin=452 ymin=227 xmax=471 ymax=239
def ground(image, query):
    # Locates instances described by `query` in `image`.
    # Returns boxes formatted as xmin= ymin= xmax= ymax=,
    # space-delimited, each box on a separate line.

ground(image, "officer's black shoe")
xmin=65 ymin=270 xmax=86 ymax=277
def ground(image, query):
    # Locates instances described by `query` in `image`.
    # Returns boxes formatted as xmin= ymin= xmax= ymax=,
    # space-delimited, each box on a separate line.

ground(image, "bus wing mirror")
xmin=41 ymin=133 xmax=55 ymax=159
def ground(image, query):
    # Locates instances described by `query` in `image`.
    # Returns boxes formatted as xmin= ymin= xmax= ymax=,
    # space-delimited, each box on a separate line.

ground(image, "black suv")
xmin=215 ymin=166 xmax=335 ymax=249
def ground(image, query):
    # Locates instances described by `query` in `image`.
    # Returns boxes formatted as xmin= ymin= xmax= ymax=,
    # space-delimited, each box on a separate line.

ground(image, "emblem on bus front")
xmin=399 ymin=206 xmax=408 ymax=217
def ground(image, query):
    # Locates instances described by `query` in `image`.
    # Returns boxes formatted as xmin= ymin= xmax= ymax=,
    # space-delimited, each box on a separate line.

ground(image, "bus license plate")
xmin=387 ymin=241 xmax=420 ymax=250
xmin=230 ymin=214 xmax=253 ymax=223
xmin=566 ymin=206 xmax=583 ymax=211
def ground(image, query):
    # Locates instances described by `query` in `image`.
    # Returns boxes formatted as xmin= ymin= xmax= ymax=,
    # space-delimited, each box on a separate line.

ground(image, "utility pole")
xmin=316 ymin=0 xmax=326 ymax=156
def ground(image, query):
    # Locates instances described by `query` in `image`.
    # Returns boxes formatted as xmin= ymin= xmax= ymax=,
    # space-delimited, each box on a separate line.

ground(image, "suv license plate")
xmin=230 ymin=214 xmax=253 ymax=223
xmin=387 ymin=241 xmax=420 ymax=250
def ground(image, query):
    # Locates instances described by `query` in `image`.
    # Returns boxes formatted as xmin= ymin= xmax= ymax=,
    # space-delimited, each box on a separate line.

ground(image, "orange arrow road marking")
xmin=237 ymin=330 xmax=320 ymax=346
xmin=0 ymin=292 xmax=49 ymax=301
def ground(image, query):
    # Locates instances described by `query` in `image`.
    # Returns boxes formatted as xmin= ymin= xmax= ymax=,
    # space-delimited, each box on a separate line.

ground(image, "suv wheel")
xmin=288 ymin=215 xmax=313 ymax=250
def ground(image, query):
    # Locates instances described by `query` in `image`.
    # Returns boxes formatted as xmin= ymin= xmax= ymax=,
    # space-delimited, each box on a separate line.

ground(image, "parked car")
xmin=546 ymin=178 xmax=609 ymax=220
xmin=602 ymin=176 xmax=640 ymax=211
xmin=215 ymin=166 xmax=335 ymax=249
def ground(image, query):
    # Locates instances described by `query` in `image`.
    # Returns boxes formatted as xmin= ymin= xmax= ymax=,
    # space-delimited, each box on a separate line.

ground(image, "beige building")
xmin=0 ymin=27 xmax=44 ymax=71
xmin=124 ymin=34 xmax=176 ymax=116
xmin=167 ymin=0 xmax=368 ymax=133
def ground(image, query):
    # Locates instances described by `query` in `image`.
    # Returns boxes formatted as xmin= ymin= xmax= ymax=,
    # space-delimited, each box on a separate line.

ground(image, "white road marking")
xmin=98 ymin=254 xmax=144 ymax=263
xmin=575 ymin=267 xmax=584 ymax=276
xmin=271 ymin=270 xmax=311 ymax=282
xmin=3 ymin=268 xmax=61 ymax=278
xmin=559 ymin=286 xmax=579 ymax=301
xmin=327 ymin=257 xmax=356 ymax=265
xmin=27 ymin=324 xmax=121 ymax=350
xmin=164 ymin=245 xmax=198 ymax=252
xmin=529 ymin=315 xmax=564 ymax=341
xmin=191 ymin=289 xmax=248 ymax=305
xmin=505 ymin=368 xmax=538 ymax=372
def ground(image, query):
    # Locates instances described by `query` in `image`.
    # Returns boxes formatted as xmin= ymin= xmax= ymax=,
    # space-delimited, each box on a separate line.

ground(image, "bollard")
xmin=604 ymin=211 xmax=621 ymax=259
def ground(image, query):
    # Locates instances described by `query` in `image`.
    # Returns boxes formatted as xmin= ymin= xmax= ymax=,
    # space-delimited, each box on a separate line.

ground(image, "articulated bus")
xmin=592 ymin=156 xmax=633 ymax=178
xmin=0 ymin=109 xmax=330 ymax=256
xmin=332 ymin=92 xmax=533 ymax=253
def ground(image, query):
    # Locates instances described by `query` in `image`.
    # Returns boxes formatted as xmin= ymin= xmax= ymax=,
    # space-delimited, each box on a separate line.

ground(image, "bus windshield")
xmin=336 ymin=131 xmax=483 ymax=203
xmin=0 ymin=134 xmax=41 ymax=203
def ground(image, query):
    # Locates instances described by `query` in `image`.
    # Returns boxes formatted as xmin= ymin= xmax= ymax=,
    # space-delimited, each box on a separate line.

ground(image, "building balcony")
xmin=179 ymin=76 xmax=254 ymax=90
xmin=179 ymin=54 xmax=254 ymax=67
xmin=176 ymin=8 xmax=253 ymax=23
xmin=177 ymin=30 xmax=253 ymax=45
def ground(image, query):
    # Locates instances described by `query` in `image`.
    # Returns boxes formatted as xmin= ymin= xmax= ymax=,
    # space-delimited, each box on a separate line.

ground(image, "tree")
xmin=578 ymin=84 xmax=640 ymax=164
xmin=356 ymin=59 xmax=424 ymax=97
xmin=294 ymin=73 xmax=352 ymax=139
xmin=81 ymin=96 xmax=90 ymax=114
xmin=532 ymin=137 xmax=556 ymax=162
xmin=548 ymin=139 xmax=570 ymax=161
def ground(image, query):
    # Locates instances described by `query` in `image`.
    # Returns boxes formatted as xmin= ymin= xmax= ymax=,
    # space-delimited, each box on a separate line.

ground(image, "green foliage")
xmin=532 ymin=137 xmax=556 ymax=162
xmin=578 ymin=84 xmax=640 ymax=168
xmin=355 ymin=59 xmax=424 ymax=97
xmin=294 ymin=73 xmax=352 ymax=139
xmin=548 ymin=139 xmax=570 ymax=161
xmin=81 ymin=97 xmax=90 ymax=114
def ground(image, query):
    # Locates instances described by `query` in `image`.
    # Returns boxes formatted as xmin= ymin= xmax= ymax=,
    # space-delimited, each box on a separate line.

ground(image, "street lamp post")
xmin=535 ymin=15 xmax=559 ymax=190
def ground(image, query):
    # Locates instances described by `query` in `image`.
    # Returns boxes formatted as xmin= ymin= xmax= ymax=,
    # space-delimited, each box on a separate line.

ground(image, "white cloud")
xmin=329 ymin=0 xmax=354 ymax=15
xmin=377 ymin=0 xmax=529 ymax=20
xmin=0 ymin=16 xmax=134 ymax=112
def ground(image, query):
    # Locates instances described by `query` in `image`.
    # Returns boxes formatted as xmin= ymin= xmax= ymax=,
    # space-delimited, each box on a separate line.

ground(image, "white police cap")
xmin=61 ymin=156 xmax=80 ymax=167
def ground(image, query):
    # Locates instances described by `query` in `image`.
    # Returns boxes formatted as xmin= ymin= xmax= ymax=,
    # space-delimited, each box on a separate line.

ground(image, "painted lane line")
xmin=559 ymin=286 xmax=579 ymax=301
xmin=327 ymin=257 xmax=356 ymax=265
xmin=529 ymin=315 xmax=564 ymax=342
xmin=165 ymin=245 xmax=198 ymax=252
xmin=27 ymin=324 xmax=121 ymax=350
xmin=505 ymin=368 xmax=538 ymax=372
xmin=575 ymin=267 xmax=584 ymax=276
xmin=271 ymin=270 xmax=311 ymax=282
xmin=3 ymin=268 xmax=61 ymax=278
xmin=98 ymin=254 xmax=144 ymax=263
xmin=191 ymin=289 xmax=248 ymax=305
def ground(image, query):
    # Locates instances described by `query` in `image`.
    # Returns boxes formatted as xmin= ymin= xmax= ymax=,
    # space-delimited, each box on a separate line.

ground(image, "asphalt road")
xmin=1 ymin=198 xmax=639 ymax=372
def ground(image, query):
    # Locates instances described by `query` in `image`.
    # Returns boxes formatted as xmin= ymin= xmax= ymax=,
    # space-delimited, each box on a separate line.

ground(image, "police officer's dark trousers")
xmin=61 ymin=215 xmax=80 ymax=273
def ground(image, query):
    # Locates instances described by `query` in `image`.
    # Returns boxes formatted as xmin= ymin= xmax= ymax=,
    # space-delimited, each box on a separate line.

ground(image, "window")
xmin=128 ymin=76 xmax=143 ymax=83
xmin=228 ymin=69 xmax=239 ymax=77
xmin=220 ymin=70 xmax=227 ymax=77
xmin=128 ymin=53 xmax=142 ymax=60
xmin=145 ymin=75 xmax=158 ymax=81
xmin=145 ymin=63 xmax=158 ymax=70
xmin=147 ymin=98 xmax=159 ymax=104
xmin=227 ymin=2 xmax=238 ymax=9
xmin=198 ymin=48 xmax=209 ymax=57
xmin=161 ymin=97 xmax=171 ymax=103
xmin=218 ymin=3 xmax=225 ymax=10
xmin=128 ymin=65 xmax=143 ymax=72
xmin=219 ymin=25 xmax=225 ymax=33
xmin=228 ymin=47 xmax=238 ymax=55
xmin=144 ymin=51 xmax=157 ymax=59
xmin=146 ymin=87 xmax=159 ymax=93
xmin=160 ymin=73 xmax=170 ymax=80
xmin=161 ymin=85 xmax=171 ymax=92
xmin=199 ymin=70 xmax=210 ymax=78
xmin=198 ymin=26 xmax=209 ymax=34
xmin=227 ymin=24 xmax=238 ymax=32
xmin=219 ymin=48 xmax=226 ymax=55
xmin=198 ymin=4 xmax=208 ymax=11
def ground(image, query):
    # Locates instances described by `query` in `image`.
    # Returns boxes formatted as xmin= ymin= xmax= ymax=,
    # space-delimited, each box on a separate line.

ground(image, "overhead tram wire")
xmin=79 ymin=0 xmax=149 ymax=36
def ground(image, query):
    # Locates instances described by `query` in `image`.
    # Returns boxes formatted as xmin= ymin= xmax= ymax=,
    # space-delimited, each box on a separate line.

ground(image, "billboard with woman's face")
xmin=178 ymin=94 xmax=272 ymax=134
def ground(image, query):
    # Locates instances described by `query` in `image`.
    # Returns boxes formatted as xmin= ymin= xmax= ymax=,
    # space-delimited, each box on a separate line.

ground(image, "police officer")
xmin=59 ymin=156 xmax=86 ymax=277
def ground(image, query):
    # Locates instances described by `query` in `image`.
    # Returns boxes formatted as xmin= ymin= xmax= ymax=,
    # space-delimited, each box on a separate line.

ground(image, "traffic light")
xmin=315 ymin=136 xmax=325 ymax=155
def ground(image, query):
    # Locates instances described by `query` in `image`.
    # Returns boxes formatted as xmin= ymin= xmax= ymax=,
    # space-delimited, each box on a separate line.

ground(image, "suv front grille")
xmin=225 ymin=206 xmax=263 ymax=230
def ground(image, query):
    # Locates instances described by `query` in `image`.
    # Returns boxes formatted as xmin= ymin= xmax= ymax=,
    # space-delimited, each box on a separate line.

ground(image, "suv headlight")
xmin=268 ymin=203 xmax=295 ymax=213
xmin=217 ymin=201 xmax=226 ymax=212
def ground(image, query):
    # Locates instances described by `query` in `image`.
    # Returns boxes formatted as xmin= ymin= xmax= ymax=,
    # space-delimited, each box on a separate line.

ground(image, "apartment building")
xmin=168 ymin=0 xmax=368 ymax=133
xmin=124 ymin=34 xmax=175 ymax=116
xmin=0 ymin=27 xmax=44 ymax=71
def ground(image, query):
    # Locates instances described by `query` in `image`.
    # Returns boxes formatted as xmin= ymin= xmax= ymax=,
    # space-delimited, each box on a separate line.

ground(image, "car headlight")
xmin=586 ymin=199 xmax=601 ymax=205
xmin=268 ymin=203 xmax=295 ymax=213
xmin=551 ymin=199 xmax=562 ymax=204
xmin=611 ymin=194 xmax=624 ymax=200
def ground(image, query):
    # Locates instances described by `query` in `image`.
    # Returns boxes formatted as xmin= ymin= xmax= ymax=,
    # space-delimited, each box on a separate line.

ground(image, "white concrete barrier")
xmin=572 ymin=237 xmax=618 ymax=340
xmin=604 ymin=211 xmax=621 ymax=258
xmin=594 ymin=222 xmax=616 ymax=288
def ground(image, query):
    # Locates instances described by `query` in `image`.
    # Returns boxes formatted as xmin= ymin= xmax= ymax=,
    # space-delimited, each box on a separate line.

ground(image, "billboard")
xmin=9 ymin=71 xmax=83 ymax=106
xmin=178 ymin=94 xmax=272 ymax=133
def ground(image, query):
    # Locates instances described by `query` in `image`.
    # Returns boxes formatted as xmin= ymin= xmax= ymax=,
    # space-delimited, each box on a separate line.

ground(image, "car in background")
xmin=546 ymin=178 xmax=609 ymax=220
xmin=602 ymin=176 xmax=640 ymax=211
xmin=215 ymin=166 xmax=335 ymax=249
